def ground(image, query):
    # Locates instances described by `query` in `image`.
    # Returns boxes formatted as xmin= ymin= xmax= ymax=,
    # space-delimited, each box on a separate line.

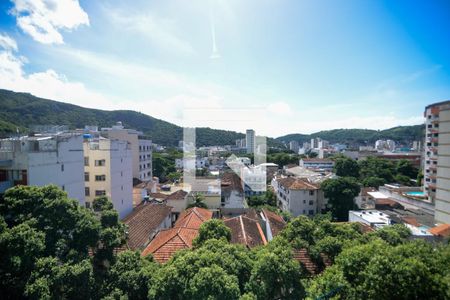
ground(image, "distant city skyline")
xmin=0 ymin=0 xmax=449 ymax=137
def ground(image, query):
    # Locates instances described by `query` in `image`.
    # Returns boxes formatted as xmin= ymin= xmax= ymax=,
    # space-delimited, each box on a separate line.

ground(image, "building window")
xmin=308 ymin=210 xmax=314 ymax=215
xmin=121 ymin=171 xmax=123 ymax=177
xmin=85 ymin=202 xmax=91 ymax=208
xmin=95 ymin=175 xmax=106 ymax=181
xmin=84 ymin=172 xmax=89 ymax=182
xmin=62 ymin=185 xmax=65 ymax=191
xmin=303 ymin=200 xmax=306 ymax=204
xmin=95 ymin=190 xmax=106 ymax=196
xmin=121 ymin=185 xmax=123 ymax=191
xmin=84 ymin=157 xmax=89 ymax=166
xmin=309 ymin=200 xmax=314 ymax=205
xmin=95 ymin=159 xmax=106 ymax=166
xmin=85 ymin=187 xmax=90 ymax=196
xmin=309 ymin=190 xmax=314 ymax=196
xmin=61 ymin=164 xmax=64 ymax=172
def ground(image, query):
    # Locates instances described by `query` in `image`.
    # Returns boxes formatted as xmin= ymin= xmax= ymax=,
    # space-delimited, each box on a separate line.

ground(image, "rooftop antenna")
xmin=209 ymin=0 xmax=221 ymax=59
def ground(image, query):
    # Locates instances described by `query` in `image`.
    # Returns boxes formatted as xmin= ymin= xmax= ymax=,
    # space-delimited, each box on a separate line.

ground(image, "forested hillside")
xmin=0 ymin=89 xmax=245 ymax=146
xmin=0 ymin=89 xmax=423 ymax=147
xmin=277 ymin=125 xmax=424 ymax=145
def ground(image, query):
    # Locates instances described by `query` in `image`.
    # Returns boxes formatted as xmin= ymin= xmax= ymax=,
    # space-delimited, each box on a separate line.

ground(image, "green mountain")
xmin=0 ymin=89 xmax=423 ymax=147
xmin=277 ymin=126 xmax=425 ymax=146
xmin=0 ymin=89 xmax=246 ymax=146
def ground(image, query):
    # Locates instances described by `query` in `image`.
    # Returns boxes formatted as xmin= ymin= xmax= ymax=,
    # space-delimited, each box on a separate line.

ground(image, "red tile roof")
xmin=174 ymin=207 xmax=213 ymax=229
xmin=262 ymin=209 xmax=286 ymax=237
xmin=374 ymin=198 xmax=404 ymax=210
xmin=141 ymin=227 xmax=198 ymax=263
xmin=149 ymin=192 xmax=168 ymax=200
xmin=165 ymin=190 xmax=188 ymax=201
xmin=292 ymin=248 xmax=319 ymax=275
xmin=277 ymin=177 xmax=319 ymax=190
xmin=224 ymin=215 xmax=267 ymax=248
xmin=141 ymin=207 xmax=213 ymax=263
xmin=122 ymin=203 xmax=172 ymax=250
xmin=221 ymin=172 xmax=244 ymax=193
xmin=429 ymin=224 xmax=450 ymax=237
xmin=292 ymin=248 xmax=332 ymax=276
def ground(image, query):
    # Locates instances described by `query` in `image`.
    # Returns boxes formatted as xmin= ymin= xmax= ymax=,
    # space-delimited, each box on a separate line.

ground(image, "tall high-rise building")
xmin=246 ymin=129 xmax=255 ymax=154
xmin=423 ymin=100 xmax=450 ymax=224
xmin=289 ymin=141 xmax=299 ymax=153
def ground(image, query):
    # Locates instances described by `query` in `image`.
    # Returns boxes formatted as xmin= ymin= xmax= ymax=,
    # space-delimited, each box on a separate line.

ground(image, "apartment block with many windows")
xmin=424 ymin=100 xmax=450 ymax=224
xmin=0 ymin=133 xmax=85 ymax=205
xmin=83 ymin=136 xmax=133 ymax=219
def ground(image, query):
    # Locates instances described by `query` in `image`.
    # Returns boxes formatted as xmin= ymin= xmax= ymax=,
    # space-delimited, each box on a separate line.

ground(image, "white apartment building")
xmin=375 ymin=139 xmax=396 ymax=152
xmin=424 ymin=100 xmax=450 ymax=224
xmin=138 ymin=139 xmax=153 ymax=181
xmin=299 ymin=158 xmax=335 ymax=171
xmin=175 ymin=157 xmax=209 ymax=170
xmin=289 ymin=141 xmax=299 ymax=153
xmin=84 ymin=136 xmax=133 ymax=219
xmin=246 ymin=129 xmax=255 ymax=154
xmin=275 ymin=177 xmax=326 ymax=217
xmin=0 ymin=133 xmax=85 ymax=205
xmin=348 ymin=210 xmax=391 ymax=228
xmin=100 ymin=122 xmax=152 ymax=181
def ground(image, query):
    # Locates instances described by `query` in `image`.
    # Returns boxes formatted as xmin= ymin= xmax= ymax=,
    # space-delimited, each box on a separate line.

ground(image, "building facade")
xmin=101 ymin=122 xmax=152 ymax=181
xmin=246 ymin=129 xmax=255 ymax=154
xmin=275 ymin=177 xmax=326 ymax=217
xmin=0 ymin=133 xmax=85 ymax=205
xmin=424 ymin=101 xmax=450 ymax=224
xmin=84 ymin=136 xmax=133 ymax=219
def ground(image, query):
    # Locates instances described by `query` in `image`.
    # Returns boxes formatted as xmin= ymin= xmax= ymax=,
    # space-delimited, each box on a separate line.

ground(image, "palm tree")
xmin=187 ymin=193 xmax=208 ymax=209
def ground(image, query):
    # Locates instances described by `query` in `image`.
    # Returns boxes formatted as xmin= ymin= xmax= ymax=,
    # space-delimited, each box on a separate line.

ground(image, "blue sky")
xmin=0 ymin=0 xmax=449 ymax=137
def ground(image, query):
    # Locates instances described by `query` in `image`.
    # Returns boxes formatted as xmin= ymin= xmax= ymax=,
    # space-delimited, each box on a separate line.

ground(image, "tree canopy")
xmin=1 ymin=184 xmax=448 ymax=299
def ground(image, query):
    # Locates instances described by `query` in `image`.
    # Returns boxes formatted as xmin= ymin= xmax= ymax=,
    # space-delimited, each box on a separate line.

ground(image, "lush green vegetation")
xmin=0 ymin=185 xmax=449 ymax=299
xmin=277 ymin=126 xmax=424 ymax=145
xmin=247 ymin=190 xmax=277 ymax=207
xmin=0 ymin=89 xmax=268 ymax=146
xmin=0 ymin=89 xmax=421 ymax=148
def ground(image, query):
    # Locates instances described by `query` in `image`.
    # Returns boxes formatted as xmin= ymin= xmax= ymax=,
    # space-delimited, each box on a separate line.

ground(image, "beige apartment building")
xmin=424 ymin=100 xmax=450 ymax=224
xmin=101 ymin=122 xmax=153 ymax=181
xmin=84 ymin=136 xmax=133 ymax=219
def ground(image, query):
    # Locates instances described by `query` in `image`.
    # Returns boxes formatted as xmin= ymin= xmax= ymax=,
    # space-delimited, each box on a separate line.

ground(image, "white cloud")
xmin=107 ymin=10 xmax=194 ymax=55
xmin=267 ymin=101 xmax=293 ymax=116
xmin=0 ymin=33 xmax=18 ymax=51
xmin=0 ymin=35 xmax=111 ymax=109
xmin=10 ymin=0 xmax=89 ymax=44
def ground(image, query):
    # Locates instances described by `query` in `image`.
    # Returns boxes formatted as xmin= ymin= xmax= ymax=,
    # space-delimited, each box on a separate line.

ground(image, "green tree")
xmin=334 ymin=157 xmax=360 ymax=177
xmin=187 ymin=193 xmax=208 ymax=209
xmin=321 ymin=177 xmax=360 ymax=221
xmin=25 ymin=257 xmax=94 ymax=300
xmin=0 ymin=221 xmax=46 ymax=298
xmin=307 ymin=240 xmax=450 ymax=300
xmin=394 ymin=174 xmax=413 ymax=186
xmin=396 ymin=159 xmax=418 ymax=179
xmin=105 ymin=250 xmax=158 ymax=299
xmin=193 ymin=219 xmax=232 ymax=247
xmin=247 ymin=190 xmax=277 ymax=207
xmin=246 ymin=245 xmax=305 ymax=299
xmin=1 ymin=185 xmax=100 ymax=260
xmin=188 ymin=265 xmax=241 ymax=300
xmin=149 ymin=239 xmax=252 ymax=299
xmin=362 ymin=176 xmax=385 ymax=188
xmin=359 ymin=157 xmax=395 ymax=183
